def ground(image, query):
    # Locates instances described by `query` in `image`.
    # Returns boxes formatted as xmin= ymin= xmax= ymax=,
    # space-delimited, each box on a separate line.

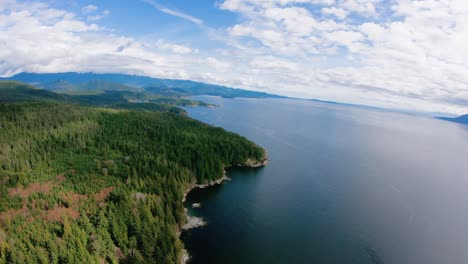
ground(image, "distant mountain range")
xmin=1 ymin=72 xmax=284 ymax=99
xmin=0 ymin=80 xmax=214 ymax=115
xmin=0 ymin=81 xmax=69 ymax=103
xmin=437 ymin=114 xmax=468 ymax=125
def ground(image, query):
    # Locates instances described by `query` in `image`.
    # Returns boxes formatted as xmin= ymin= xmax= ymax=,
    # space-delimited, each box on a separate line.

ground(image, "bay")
xmin=182 ymin=97 xmax=468 ymax=264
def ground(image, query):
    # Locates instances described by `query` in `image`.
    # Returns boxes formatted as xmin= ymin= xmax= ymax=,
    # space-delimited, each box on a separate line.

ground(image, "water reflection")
xmin=183 ymin=97 xmax=468 ymax=264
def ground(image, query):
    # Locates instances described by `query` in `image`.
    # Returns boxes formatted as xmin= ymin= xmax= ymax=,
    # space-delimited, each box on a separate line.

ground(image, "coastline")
xmin=179 ymin=154 xmax=269 ymax=264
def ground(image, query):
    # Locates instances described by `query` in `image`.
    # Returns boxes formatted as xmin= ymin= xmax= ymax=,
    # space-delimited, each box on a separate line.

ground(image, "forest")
xmin=0 ymin=82 xmax=266 ymax=263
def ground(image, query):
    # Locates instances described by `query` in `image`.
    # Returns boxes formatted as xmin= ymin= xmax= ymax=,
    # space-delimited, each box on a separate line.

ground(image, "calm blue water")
xmin=182 ymin=97 xmax=468 ymax=264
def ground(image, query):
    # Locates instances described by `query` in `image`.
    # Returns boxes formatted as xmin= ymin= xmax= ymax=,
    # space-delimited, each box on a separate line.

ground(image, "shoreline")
xmin=179 ymin=154 xmax=269 ymax=264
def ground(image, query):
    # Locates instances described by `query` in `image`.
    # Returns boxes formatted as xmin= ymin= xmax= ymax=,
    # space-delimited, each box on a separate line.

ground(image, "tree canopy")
xmin=0 ymin=90 xmax=266 ymax=263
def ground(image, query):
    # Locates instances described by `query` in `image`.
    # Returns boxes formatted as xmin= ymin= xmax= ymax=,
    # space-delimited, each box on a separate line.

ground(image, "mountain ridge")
xmin=437 ymin=114 xmax=468 ymax=125
xmin=0 ymin=79 xmax=268 ymax=263
xmin=1 ymin=72 xmax=285 ymax=99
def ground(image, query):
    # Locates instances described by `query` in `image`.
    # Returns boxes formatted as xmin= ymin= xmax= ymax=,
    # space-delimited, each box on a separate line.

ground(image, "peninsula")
xmin=0 ymin=81 xmax=268 ymax=263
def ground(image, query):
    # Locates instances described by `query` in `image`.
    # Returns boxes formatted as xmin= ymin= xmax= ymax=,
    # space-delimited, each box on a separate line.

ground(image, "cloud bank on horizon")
xmin=1 ymin=0 xmax=467 ymax=114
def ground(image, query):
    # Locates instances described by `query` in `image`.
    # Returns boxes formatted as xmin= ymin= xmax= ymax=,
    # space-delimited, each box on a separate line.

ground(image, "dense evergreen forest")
xmin=0 ymin=82 xmax=266 ymax=263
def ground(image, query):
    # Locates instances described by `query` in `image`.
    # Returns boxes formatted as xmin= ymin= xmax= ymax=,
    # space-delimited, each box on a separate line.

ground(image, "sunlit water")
xmin=182 ymin=97 xmax=468 ymax=264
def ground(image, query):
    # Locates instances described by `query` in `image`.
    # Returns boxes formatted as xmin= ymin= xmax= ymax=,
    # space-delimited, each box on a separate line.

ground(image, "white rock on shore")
xmin=182 ymin=174 xmax=231 ymax=203
xmin=240 ymin=157 xmax=269 ymax=168
xmin=182 ymin=215 xmax=205 ymax=230
xmin=182 ymin=249 xmax=190 ymax=264
xmin=179 ymin=155 xmax=268 ymax=264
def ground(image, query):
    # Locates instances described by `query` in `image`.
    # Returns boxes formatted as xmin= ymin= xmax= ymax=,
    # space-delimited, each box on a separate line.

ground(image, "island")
xmin=0 ymin=81 xmax=268 ymax=263
xmin=437 ymin=114 xmax=468 ymax=125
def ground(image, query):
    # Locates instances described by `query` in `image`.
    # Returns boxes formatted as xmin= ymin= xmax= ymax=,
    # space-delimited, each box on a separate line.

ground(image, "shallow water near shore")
xmin=182 ymin=96 xmax=468 ymax=264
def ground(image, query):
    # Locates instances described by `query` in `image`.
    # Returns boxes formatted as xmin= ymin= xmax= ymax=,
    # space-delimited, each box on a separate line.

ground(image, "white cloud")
xmin=215 ymin=0 xmax=468 ymax=114
xmin=322 ymin=7 xmax=348 ymax=19
xmin=205 ymin=57 xmax=231 ymax=72
xmin=340 ymin=0 xmax=382 ymax=16
xmin=1 ymin=0 xmax=468 ymax=115
xmin=142 ymin=0 xmax=203 ymax=25
xmin=155 ymin=40 xmax=198 ymax=54
xmin=87 ymin=10 xmax=110 ymax=21
xmin=249 ymin=56 xmax=299 ymax=75
xmin=0 ymin=2 xmax=218 ymax=82
xmin=82 ymin=5 xmax=98 ymax=14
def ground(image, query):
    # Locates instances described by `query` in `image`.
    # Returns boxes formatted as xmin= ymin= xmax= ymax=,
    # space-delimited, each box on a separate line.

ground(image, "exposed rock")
xmin=182 ymin=216 xmax=205 ymax=230
xmin=242 ymin=157 xmax=269 ymax=168
xmin=182 ymin=174 xmax=231 ymax=203
xmin=179 ymin=152 xmax=269 ymax=264
xmin=182 ymin=249 xmax=190 ymax=264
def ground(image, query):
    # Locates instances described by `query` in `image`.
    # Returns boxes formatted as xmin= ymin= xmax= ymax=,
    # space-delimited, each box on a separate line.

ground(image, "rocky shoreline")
xmin=179 ymin=174 xmax=232 ymax=264
xmin=179 ymin=155 xmax=268 ymax=264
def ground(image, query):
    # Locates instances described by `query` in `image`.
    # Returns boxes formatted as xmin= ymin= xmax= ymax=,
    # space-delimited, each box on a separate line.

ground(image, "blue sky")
xmin=49 ymin=0 xmax=238 ymax=52
xmin=2 ymin=0 xmax=468 ymax=114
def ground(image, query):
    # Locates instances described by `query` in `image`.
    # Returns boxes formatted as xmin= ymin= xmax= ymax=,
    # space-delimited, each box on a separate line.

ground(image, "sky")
xmin=1 ymin=0 xmax=468 ymax=114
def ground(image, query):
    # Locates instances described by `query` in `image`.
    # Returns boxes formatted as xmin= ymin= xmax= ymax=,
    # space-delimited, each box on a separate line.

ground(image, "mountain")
xmin=1 ymin=72 xmax=284 ymax=99
xmin=0 ymin=81 xmax=267 ymax=263
xmin=144 ymin=84 xmax=280 ymax=98
xmin=0 ymin=80 xmax=205 ymax=115
xmin=2 ymin=72 xmax=162 ymax=86
xmin=0 ymin=81 xmax=69 ymax=103
xmin=45 ymin=79 xmax=143 ymax=93
xmin=438 ymin=114 xmax=468 ymax=125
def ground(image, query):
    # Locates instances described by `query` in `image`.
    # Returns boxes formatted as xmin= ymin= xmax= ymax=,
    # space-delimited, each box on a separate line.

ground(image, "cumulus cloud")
xmin=322 ymin=7 xmax=349 ymax=20
xmin=155 ymin=40 xmax=198 ymax=54
xmin=1 ymin=0 xmax=468 ymax=114
xmin=87 ymin=10 xmax=110 ymax=21
xmin=0 ymin=1 xmax=220 ymax=82
xmin=82 ymin=5 xmax=98 ymax=14
xmin=205 ymin=57 xmax=231 ymax=72
xmin=216 ymin=0 xmax=468 ymax=114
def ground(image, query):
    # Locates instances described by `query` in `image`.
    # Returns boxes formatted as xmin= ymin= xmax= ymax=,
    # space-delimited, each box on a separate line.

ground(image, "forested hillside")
xmin=0 ymin=81 xmax=208 ymax=115
xmin=0 ymin=81 xmax=69 ymax=103
xmin=0 ymin=101 xmax=266 ymax=261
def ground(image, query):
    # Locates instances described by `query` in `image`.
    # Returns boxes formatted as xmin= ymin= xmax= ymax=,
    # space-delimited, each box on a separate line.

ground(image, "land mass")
xmin=437 ymin=114 xmax=468 ymax=125
xmin=0 ymin=80 xmax=209 ymax=115
xmin=1 ymin=72 xmax=285 ymax=99
xmin=0 ymin=81 xmax=268 ymax=263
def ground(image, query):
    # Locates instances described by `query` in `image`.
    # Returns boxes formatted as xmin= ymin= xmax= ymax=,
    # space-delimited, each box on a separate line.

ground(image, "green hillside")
xmin=0 ymin=84 xmax=267 ymax=263
xmin=0 ymin=81 xmax=69 ymax=103
xmin=0 ymin=81 xmax=209 ymax=114
xmin=46 ymin=80 xmax=144 ymax=93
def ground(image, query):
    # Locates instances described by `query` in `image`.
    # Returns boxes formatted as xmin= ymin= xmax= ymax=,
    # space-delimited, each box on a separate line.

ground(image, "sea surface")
xmin=182 ymin=97 xmax=468 ymax=264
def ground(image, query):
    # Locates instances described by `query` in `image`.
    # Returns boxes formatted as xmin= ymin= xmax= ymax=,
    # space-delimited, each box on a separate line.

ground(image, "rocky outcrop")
xmin=182 ymin=174 xmax=231 ymax=203
xmin=179 ymin=151 xmax=269 ymax=264
xmin=241 ymin=157 xmax=269 ymax=168
xmin=182 ymin=215 xmax=205 ymax=230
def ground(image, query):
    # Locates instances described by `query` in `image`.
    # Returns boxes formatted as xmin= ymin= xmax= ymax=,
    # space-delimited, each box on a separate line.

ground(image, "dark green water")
xmin=182 ymin=97 xmax=468 ymax=264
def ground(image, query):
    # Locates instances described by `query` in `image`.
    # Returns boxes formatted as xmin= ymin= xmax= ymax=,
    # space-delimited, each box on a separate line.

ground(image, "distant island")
xmin=0 ymin=80 xmax=268 ymax=263
xmin=1 ymin=72 xmax=285 ymax=99
xmin=437 ymin=114 xmax=468 ymax=125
